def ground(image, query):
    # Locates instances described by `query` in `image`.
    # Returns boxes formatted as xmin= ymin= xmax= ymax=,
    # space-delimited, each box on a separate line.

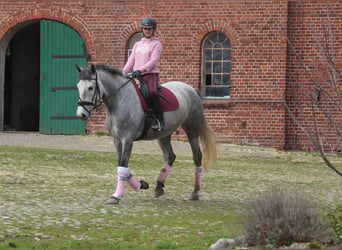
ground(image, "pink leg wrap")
xmin=112 ymin=167 xmax=130 ymax=199
xmin=195 ymin=166 xmax=203 ymax=191
xmin=157 ymin=164 xmax=172 ymax=183
xmin=127 ymin=174 xmax=141 ymax=191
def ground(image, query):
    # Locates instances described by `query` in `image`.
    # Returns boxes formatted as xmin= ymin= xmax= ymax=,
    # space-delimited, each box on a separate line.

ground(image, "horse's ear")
xmin=75 ymin=64 xmax=82 ymax=73
xmin=90 ymin=63 xmax=96 ymax=74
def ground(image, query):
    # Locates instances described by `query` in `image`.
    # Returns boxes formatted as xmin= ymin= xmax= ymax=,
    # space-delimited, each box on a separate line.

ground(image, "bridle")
xmin=77 ymin=73 xmax=102 ymax=116
xmin=77 ymin=72 xmax=132 ymax=115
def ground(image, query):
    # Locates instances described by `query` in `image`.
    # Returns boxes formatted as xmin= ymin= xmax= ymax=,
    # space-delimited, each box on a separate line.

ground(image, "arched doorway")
xmin=5 ymin=22 xmax=40 ymax=131
xmin=1 ymin=20 xmax=87 ymax=134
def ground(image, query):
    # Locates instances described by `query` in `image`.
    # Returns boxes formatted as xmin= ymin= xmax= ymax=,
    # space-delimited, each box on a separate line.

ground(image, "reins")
xmin=104 ymin=77 xmax=132 ymax=101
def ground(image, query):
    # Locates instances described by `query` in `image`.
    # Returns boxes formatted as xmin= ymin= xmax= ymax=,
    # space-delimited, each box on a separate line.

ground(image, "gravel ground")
xmin=1 ymin=131 xmax=341 ymax=247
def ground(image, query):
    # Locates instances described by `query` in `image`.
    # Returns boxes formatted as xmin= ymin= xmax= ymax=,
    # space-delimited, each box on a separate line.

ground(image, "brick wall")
xmin=85 ymin=0 xmax=289 ymax=148
xmin=286 ymin=0 xmax=342 ymax=151
xmin=1 ymin=0 xmax=341 ymax=151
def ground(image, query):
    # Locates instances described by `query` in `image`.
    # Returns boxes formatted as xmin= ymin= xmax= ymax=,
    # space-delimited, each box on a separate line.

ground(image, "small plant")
xmin=326 ymin=205 xmax=342 ymax=243
xmin=94 ymin=131 xmax=108 ymax=136
xmin=244 ymin=187 xmax=329 ymax=248
xmin=154 ymin=241 xmax=177 ymax=249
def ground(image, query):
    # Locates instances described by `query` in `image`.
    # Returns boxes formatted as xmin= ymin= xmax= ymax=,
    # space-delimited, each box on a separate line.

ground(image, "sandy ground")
xmin=0 ymin=131 xmax=286 ymax=159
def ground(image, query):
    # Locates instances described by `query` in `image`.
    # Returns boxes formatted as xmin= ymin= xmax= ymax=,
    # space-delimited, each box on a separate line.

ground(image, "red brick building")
xmin=0 ymin=0 xmax=341 ymax=151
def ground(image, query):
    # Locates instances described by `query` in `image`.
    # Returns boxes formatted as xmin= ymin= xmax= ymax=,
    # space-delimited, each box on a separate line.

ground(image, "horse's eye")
xmin=88 ymin=87 xmax=94 ymax=91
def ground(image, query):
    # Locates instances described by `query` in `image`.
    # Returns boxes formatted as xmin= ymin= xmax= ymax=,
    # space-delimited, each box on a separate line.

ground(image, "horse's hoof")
xmin=140 ymin=180 xmax=149 ymax=190
xmin=154 ymin=188 xmax=164 ymax=198
xmin=154 ymin=181 xmax=165 ymax=198
xmin=107 ymin=196 xmax=120 ymax=205
xmin=190 ymin=191 xmax=199 ymax=201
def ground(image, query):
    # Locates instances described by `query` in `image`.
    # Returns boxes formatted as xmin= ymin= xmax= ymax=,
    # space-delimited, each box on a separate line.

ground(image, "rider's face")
xmin=143 ymin=27 xmax=154 ymax=38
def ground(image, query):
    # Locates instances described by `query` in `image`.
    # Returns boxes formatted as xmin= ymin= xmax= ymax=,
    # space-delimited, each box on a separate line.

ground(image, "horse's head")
xmin=76 ymin=64 xmax=102 ymax=121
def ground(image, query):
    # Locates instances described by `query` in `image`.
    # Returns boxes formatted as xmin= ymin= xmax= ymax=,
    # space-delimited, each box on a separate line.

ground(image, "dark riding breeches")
xmin=140 ymin=73 xmax=159 ymax=97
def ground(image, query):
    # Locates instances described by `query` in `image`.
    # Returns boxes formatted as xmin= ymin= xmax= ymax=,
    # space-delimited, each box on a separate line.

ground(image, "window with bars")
xmin=202 ymin=32 xmax=231 ymax=98
xmin=127 ymin=32 xmax=143 ymax=58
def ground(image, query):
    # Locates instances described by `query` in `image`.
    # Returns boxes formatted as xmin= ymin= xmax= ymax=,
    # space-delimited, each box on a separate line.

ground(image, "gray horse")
xmin=76 ymin=64 xmax=216 ymax=204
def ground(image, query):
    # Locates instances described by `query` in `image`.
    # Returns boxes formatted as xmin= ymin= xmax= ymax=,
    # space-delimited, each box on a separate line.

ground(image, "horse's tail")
xmin=199 ymin=116 xmax=217 ymax=172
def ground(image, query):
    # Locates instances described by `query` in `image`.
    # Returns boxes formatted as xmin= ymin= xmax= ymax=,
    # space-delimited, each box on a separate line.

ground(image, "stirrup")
xmin=151 ymin=119 xmax=164 ymax=131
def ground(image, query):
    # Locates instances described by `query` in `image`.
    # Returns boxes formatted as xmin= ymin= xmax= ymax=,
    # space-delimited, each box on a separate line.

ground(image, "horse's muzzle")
xmin=77 ymin=106 xmax=90 ymax=121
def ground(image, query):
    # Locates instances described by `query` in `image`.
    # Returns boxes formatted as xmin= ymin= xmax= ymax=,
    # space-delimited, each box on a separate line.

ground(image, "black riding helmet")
xmin=140 ymin=17 xmax=157 ymax=29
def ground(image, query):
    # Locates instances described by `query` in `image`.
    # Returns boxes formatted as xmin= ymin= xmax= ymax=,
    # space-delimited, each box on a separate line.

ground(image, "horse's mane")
xmin=95 ymin=65 xmax=124 ymax=77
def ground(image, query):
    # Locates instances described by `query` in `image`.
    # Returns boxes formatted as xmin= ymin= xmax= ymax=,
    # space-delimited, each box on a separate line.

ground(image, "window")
xmin=127 ymin=32 xmax=143 ymax=58
xmin=202 ymin=32 xmax=231 ymax=98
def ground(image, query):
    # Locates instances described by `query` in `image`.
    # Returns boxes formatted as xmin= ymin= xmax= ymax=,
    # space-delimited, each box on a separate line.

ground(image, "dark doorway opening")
xmin=4 ymin=22 xmax=40 ymax=131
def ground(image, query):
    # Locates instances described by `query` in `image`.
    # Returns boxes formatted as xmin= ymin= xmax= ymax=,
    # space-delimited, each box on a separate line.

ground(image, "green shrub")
xmin=244 ymin=187 xmax=329 ymax=248
xmin=326 ymin=205 xmax=342 ymax=243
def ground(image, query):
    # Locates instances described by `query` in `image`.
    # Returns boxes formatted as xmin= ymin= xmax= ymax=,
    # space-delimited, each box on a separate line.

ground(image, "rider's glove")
xmin=132 ymin=70 xmax=142 ymax=78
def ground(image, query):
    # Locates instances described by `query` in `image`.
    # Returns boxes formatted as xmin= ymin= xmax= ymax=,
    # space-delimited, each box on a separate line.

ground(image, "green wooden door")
xmin=40 ymin=20 xmax=87 ymax=134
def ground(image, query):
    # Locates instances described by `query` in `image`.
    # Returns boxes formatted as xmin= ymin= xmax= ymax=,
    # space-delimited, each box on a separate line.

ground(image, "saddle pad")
xmin=132 ymin=81 xmax=179 ymax=113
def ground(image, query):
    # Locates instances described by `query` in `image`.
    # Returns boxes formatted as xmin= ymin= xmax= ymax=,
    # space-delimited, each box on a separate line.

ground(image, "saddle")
xmin=131 ymin=78 xmax=179 ymax=140
xmin=131 ymin=79 xmax=179 ymax=113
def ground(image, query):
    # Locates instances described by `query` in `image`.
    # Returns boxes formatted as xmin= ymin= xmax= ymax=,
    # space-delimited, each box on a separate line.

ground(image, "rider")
xmin=123 ymin=17 xmax=165 ymax=131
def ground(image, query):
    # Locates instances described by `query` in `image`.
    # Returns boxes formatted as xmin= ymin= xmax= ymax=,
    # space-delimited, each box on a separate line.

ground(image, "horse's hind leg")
xmin=188 ymin=137 xmax=203 ymax=200
xmin=155 ymin=135 xmax=176 ymax=198
xmin=182 ymin=123 xmax=203 ymax=201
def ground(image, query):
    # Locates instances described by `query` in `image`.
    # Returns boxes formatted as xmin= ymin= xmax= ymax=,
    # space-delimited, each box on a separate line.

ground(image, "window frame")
xmin=127 ymin=32 xmax=143 ymax=59
xmin=201 ymin=31 xmax=231 ymax=99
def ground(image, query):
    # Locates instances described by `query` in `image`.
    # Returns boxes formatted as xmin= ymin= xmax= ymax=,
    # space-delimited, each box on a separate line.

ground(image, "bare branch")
xmin=275 ymin=80 xmax=342 ymax=177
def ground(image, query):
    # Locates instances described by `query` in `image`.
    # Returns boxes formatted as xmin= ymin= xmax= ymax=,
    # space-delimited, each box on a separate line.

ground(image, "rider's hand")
xmin=132 ymin=70 xmax=142 ymax=78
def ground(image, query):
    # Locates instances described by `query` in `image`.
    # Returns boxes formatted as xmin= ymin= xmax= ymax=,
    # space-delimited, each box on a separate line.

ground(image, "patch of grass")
xmin=0 ymin=146 xmax=341 ymax=249
xmin=155 ymin=241 xmax=178 ymax=249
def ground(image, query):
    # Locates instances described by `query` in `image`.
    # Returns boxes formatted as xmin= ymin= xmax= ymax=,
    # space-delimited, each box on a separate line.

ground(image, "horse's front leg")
xmin=108 ymin=139 xmax=149 ymax=205
xmin=155 ymin=135 xmax=176 ymax=198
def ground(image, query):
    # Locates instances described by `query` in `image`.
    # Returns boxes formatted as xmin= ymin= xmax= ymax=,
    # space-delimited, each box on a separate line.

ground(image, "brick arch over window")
xmin=193 ymin=20 xmax=239 ymax=48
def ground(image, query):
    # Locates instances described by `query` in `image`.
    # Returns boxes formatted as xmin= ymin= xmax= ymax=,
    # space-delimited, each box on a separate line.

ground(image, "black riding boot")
xmin=151 ymin=94 xmax=165 ymax=131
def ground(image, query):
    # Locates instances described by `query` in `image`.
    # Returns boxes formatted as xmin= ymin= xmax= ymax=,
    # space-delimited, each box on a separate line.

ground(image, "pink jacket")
xmin=123 ymin=37 xmax=162 ymax=75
